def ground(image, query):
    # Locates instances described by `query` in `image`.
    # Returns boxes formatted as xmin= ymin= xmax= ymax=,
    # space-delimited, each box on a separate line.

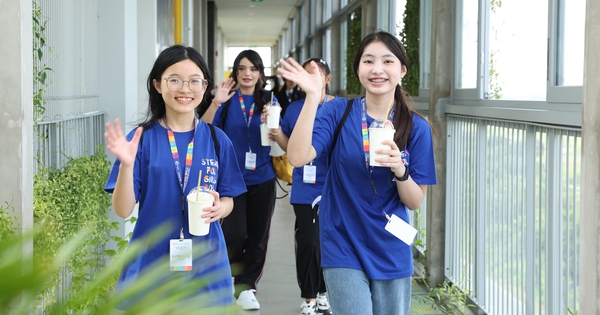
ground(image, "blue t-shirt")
xmin=212 ymin=92 xmax=277 ymax=185
xmin=104 ymin=121 xmax=246 ymax=309
xmin=281 ymin=98 xmax=331 ymax=205
xmin=311 ymin=97 xmax=437 ymax=280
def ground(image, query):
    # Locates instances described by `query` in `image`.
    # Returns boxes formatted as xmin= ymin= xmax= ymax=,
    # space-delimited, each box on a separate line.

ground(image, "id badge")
xmin=303 ymin=165 xmax=316 ymax=184
xmin=384 ymin=214 xmax=417 ymax=246
xmin=170 ymin=239 xmax=193 ymax=271
xmin=245 ymin=152 xmax=257 ymax=170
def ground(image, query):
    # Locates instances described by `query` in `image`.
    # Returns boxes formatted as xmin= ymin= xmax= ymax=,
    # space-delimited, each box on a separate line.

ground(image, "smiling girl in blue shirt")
xmin=277 ymin=31 xmax=437 ymax=315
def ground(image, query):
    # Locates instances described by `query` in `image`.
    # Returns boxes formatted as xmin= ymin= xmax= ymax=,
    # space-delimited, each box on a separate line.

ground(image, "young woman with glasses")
xmin=104 ymin=45 xmax=246 ymax=312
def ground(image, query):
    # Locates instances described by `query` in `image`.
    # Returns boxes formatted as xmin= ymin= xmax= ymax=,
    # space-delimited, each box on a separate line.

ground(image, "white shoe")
xmin=236 ymin=289 xmax=260 ymax=310
xmin=300 ymin=301 xmax=317 ymax=315
xmin=316 ymin=292 xmax=332 ymax=314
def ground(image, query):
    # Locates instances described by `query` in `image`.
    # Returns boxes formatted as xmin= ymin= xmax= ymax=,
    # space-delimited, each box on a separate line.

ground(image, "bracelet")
xmin=270 ymin=128 xmax=281 ymax=136
xmin=394 ymin=166 xmax=410 ymax=182
xmin=211 ymin=100 xmax=221 ymax=107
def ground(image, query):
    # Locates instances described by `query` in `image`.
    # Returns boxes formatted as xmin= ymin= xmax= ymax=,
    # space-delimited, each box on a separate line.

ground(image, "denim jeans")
xmin=323 ymin=267 xmax=412 ymax=315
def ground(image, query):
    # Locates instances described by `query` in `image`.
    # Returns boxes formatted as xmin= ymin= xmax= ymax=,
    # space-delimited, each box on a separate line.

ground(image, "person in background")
xmin=266 ymin=58 xmax=334 ymax=315
xmin=104 ymin=45 xmax=246 ymax=312
xmin=275 ymin=76 xmax=304 ymax=117
xmin=201 ymin=49 xmax=279 ymax=311
xmin=277 ymin=31 xmax=437 ymax=315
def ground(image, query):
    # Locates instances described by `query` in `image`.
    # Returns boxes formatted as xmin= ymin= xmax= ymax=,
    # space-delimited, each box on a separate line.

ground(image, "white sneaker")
xmin=316 ymin=292 xmax=332 ymax=315
xmin=300 ymin=301 xmax=317 ymax=315
xmin=236 ymin=289 xmax=260 ymax=310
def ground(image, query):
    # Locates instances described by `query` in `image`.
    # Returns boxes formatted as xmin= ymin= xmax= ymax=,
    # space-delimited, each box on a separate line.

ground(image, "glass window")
xmin=395 ymin=0 xmax=407 ymax=37
xmin=310 ymin=0 xmax=317 ymax=33
xmin=323 ymin=28 xmax=331 ymax=65
xmin=419 ymin=0 xmax=431 ymax=90
xmin=487 ymin=0 xmax=548 ymax=100
xmin=301 ymin=5 xmax=308 ymax=41
xmin=340 ymin=19 xmax=348 ymax=92
xmin=323 ymin=0 xmax=332 ymax=22
xmin=557 ymin=0 xmax=584 ymax=86
xmin=456 ymin=0 xmax=478 ymax=90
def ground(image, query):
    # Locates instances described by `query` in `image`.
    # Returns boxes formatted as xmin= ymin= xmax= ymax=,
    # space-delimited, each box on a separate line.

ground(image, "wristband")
xmin=394 ymin=166 xmax=410 ymax=182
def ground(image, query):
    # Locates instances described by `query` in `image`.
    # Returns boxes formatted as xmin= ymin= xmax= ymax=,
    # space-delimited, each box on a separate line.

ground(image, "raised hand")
xmin=277 ymin=58 xmax=322 ymax=97
xmin=104 ymin=118 xmax=143 ymax=167
xmin=213 ymin=77 xmax=236 ymax=104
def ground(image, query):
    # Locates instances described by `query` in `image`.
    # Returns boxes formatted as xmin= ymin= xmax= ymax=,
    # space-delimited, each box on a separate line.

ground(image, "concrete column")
xmin=0 ymin=0 xmax=34 ymax=242
xmin=426 ymin=0 xmax=453 ymax=287
xmin=579 ymin=0 xmax=600 ymax=313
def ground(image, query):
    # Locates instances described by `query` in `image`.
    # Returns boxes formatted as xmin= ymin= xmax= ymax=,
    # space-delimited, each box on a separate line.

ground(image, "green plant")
xmin=412 ymin=208 xmax=426 ymax=264
xmin=567 ymin=307 xmax=578 ymax=315
xmin=33 ymin=147 xmax=114 ymax=312
xmin=0 ymin=223 xmax=228 ymax=315
xmin=0 ymin=200 xmax=17 ymax=242
xmin=32 ymin=1 xmax=54 ymax=121
xmin=345 ymin=8 xmax=362 ymax=96
xmin=425 ymin=273 xmax=475 ymax=315
xmin=399 ymin=0 xmax=420 ymax=96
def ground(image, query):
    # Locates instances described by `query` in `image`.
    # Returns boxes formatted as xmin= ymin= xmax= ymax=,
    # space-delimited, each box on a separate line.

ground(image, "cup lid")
xmin=369 ymin=119 xmax=394 ymax=129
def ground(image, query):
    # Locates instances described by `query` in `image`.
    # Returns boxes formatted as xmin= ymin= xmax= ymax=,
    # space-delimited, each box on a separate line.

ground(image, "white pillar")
xmin=579 ymin=0 xmax=600 ymax=313
xmin=0 ymin=0 xmax=34 ymax=242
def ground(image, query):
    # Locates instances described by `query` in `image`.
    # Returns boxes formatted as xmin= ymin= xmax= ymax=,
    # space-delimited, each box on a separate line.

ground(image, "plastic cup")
xmin=270 ymin=141 xmax=286 ymax=157
xmin=267 ymin=103 xmax=281 ymax=129
xmin=260 ymin=123 xmax=271 ymax=146
xmin=369 ymin=128 xmax=395 ymax=167
xmin=186 ymin=187 xmax=215 ymax=236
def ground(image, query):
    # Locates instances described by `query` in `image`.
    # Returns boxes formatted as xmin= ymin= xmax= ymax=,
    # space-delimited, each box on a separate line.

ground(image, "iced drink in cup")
xmin=267 ymin=101 xmax=281 ymax=129
xmin=187 ymin=187 xmax=215 ymax=236
xmin=369 ymin=119 xmax=395 ymax=167
xmin=260 ymin=122 xmax=271 ymax=146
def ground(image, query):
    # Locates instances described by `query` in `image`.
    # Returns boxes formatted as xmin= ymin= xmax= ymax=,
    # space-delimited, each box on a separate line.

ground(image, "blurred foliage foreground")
xmin=0 ymin=150 xmax=228 ymax=314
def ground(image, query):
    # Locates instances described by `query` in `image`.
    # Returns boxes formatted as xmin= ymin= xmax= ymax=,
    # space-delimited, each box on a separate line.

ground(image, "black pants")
xmin=221 ymin=178 xmax=276 ymax=295
xmin=293 ymin=203 xmax=327 ymax=299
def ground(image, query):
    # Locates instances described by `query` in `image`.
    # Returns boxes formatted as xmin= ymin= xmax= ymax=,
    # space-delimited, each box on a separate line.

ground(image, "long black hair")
xmin=140 ymin=45 xmax=213 ymax=128
xmin=352 ymin=30 xmax=432 ymax=150
xmin=230 ymin=50 xmax=269 ymax=113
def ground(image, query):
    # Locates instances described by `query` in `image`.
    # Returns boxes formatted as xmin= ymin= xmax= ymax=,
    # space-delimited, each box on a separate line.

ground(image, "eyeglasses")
xmin=163 ymin=77 xmax=208 ymax=93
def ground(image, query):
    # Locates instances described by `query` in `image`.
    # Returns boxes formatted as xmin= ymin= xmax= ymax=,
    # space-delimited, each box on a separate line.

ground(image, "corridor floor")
xmin=227 ymin=182 xmax=443 ymax=315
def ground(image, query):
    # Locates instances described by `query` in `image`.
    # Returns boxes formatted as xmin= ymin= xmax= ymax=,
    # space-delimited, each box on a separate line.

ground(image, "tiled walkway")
xmin=228 ymin=182 xmax=443 ymax=315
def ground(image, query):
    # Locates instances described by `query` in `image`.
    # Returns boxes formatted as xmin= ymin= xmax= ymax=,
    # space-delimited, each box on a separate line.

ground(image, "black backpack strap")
xmin=208 ymin=123 xmax=220 ymax=162
xmin=217 ymin=99 xmax=232 ymax=129
xmin=328 ymin=98 xmax=354 ymax=166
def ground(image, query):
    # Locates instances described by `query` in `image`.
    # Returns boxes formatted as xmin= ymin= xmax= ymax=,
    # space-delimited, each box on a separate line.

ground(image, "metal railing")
xmin=34 ymin=111 xmax=106 ymax=173
xmin=446 ymin=115 xmax=580 ymax=315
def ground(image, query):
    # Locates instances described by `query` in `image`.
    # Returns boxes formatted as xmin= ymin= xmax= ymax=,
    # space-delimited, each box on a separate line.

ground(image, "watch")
xmin=394 ymin=166 xmax=410 ymax=182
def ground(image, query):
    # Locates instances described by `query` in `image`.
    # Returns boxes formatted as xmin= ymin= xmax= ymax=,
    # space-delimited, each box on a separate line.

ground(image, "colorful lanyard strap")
xmin=360 ymin=98 xmax=395 ymax=220
xmin=164 ymin=117 xmax=198 ymax=192
xmin=164 ymin=117 xmax=198 ymax=238
xmin=239 ymin=91 xmax=256 ymax=130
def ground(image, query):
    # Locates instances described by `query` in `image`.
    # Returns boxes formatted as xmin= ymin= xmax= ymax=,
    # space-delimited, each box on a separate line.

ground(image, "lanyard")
xmin=164 ymin=118 xmax=197 ymax=192
xmin=239 ymin=91 xmax=256 ymax=130
xmin=360 ymin=97 xmax=395 ymax=220
xmin=164 ymin=117 xmax=197 ymax=238
xmin=239 ymin=91 xmax=256 ymax=151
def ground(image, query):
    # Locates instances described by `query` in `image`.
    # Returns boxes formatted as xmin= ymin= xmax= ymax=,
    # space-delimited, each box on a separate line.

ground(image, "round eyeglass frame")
xmin=163 ymin=77 xmax=208 ymax=93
